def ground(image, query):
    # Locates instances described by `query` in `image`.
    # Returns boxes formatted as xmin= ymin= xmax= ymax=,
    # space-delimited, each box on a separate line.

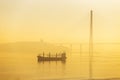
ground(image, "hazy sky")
xmin=0 ymin=0 xmax=120 ymax=43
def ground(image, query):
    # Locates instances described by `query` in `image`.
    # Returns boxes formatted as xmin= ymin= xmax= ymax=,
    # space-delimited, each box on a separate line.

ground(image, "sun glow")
xmin=0 ymin=0 xmax=120 ymax=43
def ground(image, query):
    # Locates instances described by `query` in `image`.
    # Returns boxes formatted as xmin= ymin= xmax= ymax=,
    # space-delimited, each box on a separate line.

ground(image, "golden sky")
xmin=0 ymin=0 xmax=120 ymax=43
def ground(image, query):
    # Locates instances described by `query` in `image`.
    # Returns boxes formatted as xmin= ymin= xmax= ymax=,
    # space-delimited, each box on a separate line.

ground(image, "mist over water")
xmin=1 ymin=0 xmax=120 ymax=80
xmin=1 ymin=44 xmax=120 ymax=80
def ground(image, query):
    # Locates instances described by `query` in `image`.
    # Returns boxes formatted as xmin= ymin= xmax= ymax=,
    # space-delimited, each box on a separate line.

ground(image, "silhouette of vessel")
xmin=37 ymin=52 xmax=67 ymax=61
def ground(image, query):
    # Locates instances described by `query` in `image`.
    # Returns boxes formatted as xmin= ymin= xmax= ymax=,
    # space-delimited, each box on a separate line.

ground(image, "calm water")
xmin=1 ymin=51 xmax=120 ymax=80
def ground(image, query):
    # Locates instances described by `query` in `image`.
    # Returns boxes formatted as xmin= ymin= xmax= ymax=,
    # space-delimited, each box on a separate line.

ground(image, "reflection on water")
xmin=38 ymin=60 xmax=66 ymax=64
xmin=1 ymin=52 xmax=120 ymax=80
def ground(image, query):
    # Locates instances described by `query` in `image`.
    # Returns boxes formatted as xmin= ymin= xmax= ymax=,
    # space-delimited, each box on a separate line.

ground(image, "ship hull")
xmin=37 ymin=56 xmax=66 ymax=61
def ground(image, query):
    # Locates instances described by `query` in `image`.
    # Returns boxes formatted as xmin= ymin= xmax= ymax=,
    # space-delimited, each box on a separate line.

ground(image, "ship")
xmin=37 ymin=52 xmax=67 ymax=61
